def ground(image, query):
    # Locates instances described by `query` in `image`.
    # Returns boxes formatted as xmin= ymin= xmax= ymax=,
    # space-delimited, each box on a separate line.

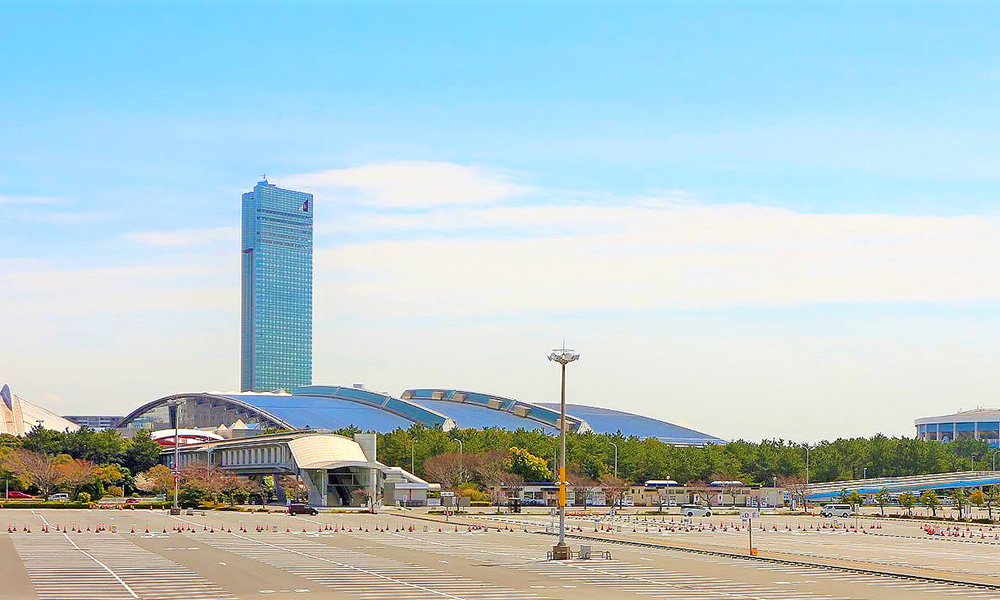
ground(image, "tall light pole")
xmin=166 ymin=398 xmax=183 ymax=514
xmin=548 ymin=346 xmax=579 ymax=560
xmin=805 ymin=444 xmax=811 ymax=485
xmin=454 ymin=438 xmax=464 ymax=482
xmin=610 ymin=441 xmax=618 ymax=479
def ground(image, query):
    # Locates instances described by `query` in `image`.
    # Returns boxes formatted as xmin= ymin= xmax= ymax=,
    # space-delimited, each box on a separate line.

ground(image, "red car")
xmin=5 ymin=491 xmax=33 ymax=499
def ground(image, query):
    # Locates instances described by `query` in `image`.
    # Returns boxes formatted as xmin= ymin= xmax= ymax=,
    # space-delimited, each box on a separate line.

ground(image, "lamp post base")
xmin=551 ymin=543 xmax=571 ymax=560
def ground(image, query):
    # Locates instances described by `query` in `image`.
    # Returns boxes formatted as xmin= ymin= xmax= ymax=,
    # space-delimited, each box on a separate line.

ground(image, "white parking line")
xmin=226 ymin=531 xmax=467 ymax=600
xmin=60 ymin=533 xmax=140 ymax=598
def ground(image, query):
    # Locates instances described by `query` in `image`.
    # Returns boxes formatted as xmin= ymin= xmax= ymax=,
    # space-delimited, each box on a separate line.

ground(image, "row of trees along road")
xmin=1 ymin=427 xmax=163 ymax=499
xmin=359 ymin=426 xmax=999 ymax=487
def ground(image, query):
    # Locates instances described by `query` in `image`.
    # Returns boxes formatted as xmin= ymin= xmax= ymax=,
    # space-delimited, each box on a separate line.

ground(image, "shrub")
xmin=76 ymin=492 xmax=91 ymax=503
xmin=108 ymin=486 xmax=124 ymax=497
xmin=0 ymin=502 xmax=91 ymax=509
xmin=178 ymin=486 xmax=208 ymax=508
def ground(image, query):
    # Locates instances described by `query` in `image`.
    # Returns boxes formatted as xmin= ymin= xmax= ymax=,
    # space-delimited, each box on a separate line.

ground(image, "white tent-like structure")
xmin=0 ymin=383 xmax=79 ymax=436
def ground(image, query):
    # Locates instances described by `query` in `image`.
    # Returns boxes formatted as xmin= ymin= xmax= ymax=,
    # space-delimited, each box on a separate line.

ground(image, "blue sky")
xmin=3 ymin=1 xmax=1000 ymax=441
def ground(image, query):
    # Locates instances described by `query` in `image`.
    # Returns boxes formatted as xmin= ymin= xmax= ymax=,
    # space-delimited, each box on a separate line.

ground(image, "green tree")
xmin=123 ymin=430 xmax=162 ymax=474
xmin=874 ymin=488 xmax=890 ymax=517
xmin=986 ymin=487 xmax=1000 ymax=521
xmin=898 ymin=492 xmax=917 ymax=516
xmin=178 ymin=485 xmax=207 ymax=508
xmin=507 ymin=446 xmax=551 ymax=482
xmin=920 ymin=490 xmax=940 ymax=517
xmin=21 ymin=425 xmax=66 ymax=456
xmin=951 ymin=489 xmax=969 ymax=520
xmin=845 ymin=490 xmax=865 ymax=508
xmin=969 ymin=490 xmax=986 ymax=518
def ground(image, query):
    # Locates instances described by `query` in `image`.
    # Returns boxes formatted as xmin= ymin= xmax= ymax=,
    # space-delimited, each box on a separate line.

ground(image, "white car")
xmin=680 ymin=504 xmax=712 ymax=517
xmin=820 ymin=503 xmax=855 ymax=518
xmin=47 ymin=493 xmax=69 ymax=502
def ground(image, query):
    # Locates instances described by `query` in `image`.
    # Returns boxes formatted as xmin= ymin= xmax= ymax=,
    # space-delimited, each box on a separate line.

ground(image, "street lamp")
xmin=863 ymin=467 xmax=867 ymax=480
xmin=454 ymin=438 xmax=464 ymax=482
xmin=548 ymin=346 xmax=579 ymax=560
xmin=610 ymin=441 xmax=619 ymax=479
xmin=166 ymin=398 xmax=184 ymax=514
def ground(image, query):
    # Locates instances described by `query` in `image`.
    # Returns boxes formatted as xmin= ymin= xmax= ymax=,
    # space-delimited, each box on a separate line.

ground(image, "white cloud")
xmin=0 ymin=195 xmax=60 ymax=205
xmin=125 ymin=226 xmax=239 ymax=247
xmin=281 ymin=160 xmax=534 ymax=208
xmin=315 ymin=202 xmax=1000 ymax=317
xmin=14 ymin=211 xmax=111 ymax=224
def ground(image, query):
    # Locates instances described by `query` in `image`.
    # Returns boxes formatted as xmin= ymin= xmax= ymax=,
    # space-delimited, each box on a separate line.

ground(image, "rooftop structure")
xmin=116 ymin=385 xmax=723 ymax=445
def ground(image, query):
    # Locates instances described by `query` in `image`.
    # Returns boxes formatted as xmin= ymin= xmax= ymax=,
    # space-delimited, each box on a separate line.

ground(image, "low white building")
xmin=161 ymin=430 xmax=438 ymax=507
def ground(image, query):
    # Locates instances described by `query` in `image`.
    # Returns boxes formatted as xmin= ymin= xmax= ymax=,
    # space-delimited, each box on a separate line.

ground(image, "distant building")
xmin=1 ymin=383 xmax=79 ymax=435
xmin=241 ymin=178 xmax=313 ymax=392
xmin=915 ymin=409 xmax=1000 ymax=447
xmin=62 ymin=415 xmax=123 ymax=430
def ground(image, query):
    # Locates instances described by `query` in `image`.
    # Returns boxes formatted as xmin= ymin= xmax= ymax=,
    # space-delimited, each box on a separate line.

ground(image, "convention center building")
xmin=116 ymin=384 xmax=724 ymax=445
xmin=915 ymin=409 xmax=1000 ymax=447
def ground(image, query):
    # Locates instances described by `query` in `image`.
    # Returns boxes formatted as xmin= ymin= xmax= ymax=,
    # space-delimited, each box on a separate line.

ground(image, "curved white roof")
xmin=915 ymin=409 xmax=1000 ymax=425
xmin=0 ymin=383 xmax=79 ymax=436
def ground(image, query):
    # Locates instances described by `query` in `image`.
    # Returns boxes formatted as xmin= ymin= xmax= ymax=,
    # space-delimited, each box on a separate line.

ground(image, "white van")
xmin=47 ymin=493 xmax=70 ymax=502
xmin=680 ymin=504 xmax=712 ymax=517
xmin=820 ymin=503 xmax=854 ymax=518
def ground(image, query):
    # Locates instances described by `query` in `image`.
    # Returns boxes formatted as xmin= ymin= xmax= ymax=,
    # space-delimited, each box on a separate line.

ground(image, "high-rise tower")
xmin=241 ymin=178 xmax=313 ymax=392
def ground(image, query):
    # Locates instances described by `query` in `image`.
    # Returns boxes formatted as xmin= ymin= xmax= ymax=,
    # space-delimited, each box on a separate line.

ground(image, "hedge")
xmin=0 ymin=502 xmax=92 ymax=509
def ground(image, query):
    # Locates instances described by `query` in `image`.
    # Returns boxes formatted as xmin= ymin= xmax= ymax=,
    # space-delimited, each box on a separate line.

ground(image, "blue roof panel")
xmin=224 ymin=394 xmax=415 ymax=432
xmin=536 ymin=403 xmax=724 ymax=445
xmin=407 ymin=398 xmax=558 ymax=432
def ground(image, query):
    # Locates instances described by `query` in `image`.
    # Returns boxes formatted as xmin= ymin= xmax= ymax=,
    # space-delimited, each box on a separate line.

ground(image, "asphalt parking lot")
xmin=3 ymin=508 xmax=1000 ymax=600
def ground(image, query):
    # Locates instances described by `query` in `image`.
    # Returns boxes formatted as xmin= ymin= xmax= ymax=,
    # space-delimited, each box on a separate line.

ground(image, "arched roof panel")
xmin=536 ymin=403 xmax=725 ymax=445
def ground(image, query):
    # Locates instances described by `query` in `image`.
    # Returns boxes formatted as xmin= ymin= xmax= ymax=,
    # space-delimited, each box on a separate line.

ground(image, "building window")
xmin=978 ymin=422 xmax=999 ymax=440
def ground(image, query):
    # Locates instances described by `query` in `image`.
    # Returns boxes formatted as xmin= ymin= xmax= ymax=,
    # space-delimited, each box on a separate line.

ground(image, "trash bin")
xmin=579 ymin=545 xmax=592 ymax=559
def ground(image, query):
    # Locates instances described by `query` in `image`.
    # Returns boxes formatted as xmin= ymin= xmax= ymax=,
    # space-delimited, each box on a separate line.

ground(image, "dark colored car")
xmin=125 ymin=497 xmax=141 ymax=504
xmin=5 ymin=491 xmax=33 ymax=499
xmin=288 ymin=503 xmax=318 ymax=515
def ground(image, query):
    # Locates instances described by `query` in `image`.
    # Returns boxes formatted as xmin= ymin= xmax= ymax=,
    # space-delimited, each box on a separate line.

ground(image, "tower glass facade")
xmin=241 ymin=179 xmax=313 ymax=392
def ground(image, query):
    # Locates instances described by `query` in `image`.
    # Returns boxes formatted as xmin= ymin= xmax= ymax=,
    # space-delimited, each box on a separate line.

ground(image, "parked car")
xmin=820 ymin=503 xmax=855 ymax=518
xmin=288 ymin=503 xmax=318 ymax=515
xmin=47 ymin=493 xmax=70 ymax=502
xmin=125 ymin=497 xmax=140 ymax=504
xmin=680 ymin=504 xmax=712 ymax=517
xmin=5 ymin=491 xmax=33 ymax=499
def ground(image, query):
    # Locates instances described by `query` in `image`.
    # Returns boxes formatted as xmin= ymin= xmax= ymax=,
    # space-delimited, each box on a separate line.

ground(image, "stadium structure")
xmin=915 ymin=409 xmax=1000 ymax=448
xmin=116 ymin=385 xmax=724 ymax=445
xmin=0 ymin=383 xmax=79 ymax=435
